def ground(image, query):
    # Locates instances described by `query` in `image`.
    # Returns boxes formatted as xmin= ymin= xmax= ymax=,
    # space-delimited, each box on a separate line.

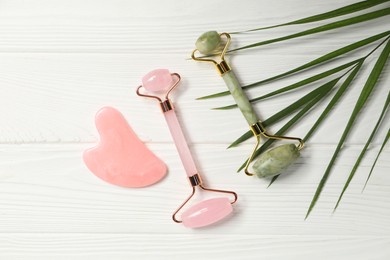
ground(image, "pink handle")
xmin=164 ymin=109 xmax=198 ymax=177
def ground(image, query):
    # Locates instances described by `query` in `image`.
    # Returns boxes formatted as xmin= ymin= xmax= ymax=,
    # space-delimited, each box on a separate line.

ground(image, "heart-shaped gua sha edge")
xmin=83 ymin=107 xmax=167 ymax=188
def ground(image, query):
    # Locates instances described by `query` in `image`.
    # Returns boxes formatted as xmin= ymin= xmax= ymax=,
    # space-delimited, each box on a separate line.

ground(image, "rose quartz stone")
xmin=181 ymin=197 xmax=233 ymax=228
xmin=83 ymin=107 xmax=167 ymax=188
xmin=142 ymin=69 xmax=173 ymax=93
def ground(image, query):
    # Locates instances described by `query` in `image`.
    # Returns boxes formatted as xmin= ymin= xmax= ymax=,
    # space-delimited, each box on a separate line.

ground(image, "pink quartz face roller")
xmin=136 ymin=69 xmax=237 ymax=228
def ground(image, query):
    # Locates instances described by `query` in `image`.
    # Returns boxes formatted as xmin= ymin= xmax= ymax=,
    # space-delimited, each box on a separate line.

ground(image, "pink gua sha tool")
xmin=83 ymin=106 xmax=167 ymax=188
xmin=136 ymin=69 xmax=238 ymax=228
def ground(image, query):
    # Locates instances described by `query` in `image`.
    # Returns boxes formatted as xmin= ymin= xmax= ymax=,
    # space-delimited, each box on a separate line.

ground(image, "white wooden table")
xmin=1 ymin=0 xmax=389 ymax=259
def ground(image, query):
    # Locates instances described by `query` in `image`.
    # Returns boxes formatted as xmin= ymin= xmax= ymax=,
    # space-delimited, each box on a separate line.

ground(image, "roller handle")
xmin=163 ymin=108 xmax=198 ymax=178
xmin=222 ymin=70 xmax=259 ymax=126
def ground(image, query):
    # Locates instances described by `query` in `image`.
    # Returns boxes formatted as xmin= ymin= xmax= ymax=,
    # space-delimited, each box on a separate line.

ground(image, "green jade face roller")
xmin=191 ymin=31 xmax=304 ymax=178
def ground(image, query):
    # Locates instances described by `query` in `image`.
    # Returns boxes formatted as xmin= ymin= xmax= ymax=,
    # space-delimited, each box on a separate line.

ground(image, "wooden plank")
xmin=0 ymin=53 xmax=389 ymax=144
xmin=0 ymin=144 xmax=389 ymax=235
xmin=1 ymin=0 xmax=389 ymax=258
xmin=0 ymin=234 xmax=389 ymax=260
xmin=1 ymin=0 xmax=387 ymax=54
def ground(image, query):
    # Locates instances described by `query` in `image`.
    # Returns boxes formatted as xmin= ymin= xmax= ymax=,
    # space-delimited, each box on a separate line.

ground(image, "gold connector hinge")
xmin=160 ymin=99 xmax=173 ymax=112
xmin=215 ymin=60 xmax=231 ymax=75
xmin=188 ymin=174 xmax=203 ymax=187
xmin=250 ymin=122 xmax=266 ymax=136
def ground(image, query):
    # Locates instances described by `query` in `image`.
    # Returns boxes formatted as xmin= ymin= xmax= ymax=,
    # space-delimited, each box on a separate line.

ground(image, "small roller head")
xmin=142 ymin=69 xmax=173 ymax=93
xmin=195 ymin=31 xmax=222 ymax=55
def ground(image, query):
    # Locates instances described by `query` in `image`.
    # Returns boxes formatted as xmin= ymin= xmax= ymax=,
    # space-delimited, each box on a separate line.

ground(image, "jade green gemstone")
xmin=195 ymin=31 xmax=221 ymax=54
xmin=222 ymin=71 xmax=258 ymax=125
xmin=253 ymin=144 xmax=300 ymax=178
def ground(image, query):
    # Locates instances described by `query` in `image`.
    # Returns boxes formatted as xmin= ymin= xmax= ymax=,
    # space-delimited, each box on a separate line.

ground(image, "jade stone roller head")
xmin=192 ymin=31 xmax=304 ymax=178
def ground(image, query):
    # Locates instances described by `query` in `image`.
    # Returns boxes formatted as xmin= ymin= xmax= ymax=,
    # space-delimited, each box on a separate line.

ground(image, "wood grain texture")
xmin=0 ymin=53 xmax=389 ymax=144
xmin=1 ymin=234 xmax=389 ymax=260
xmin=0 ymin=144 xmax=389 ymax=236
xmin=0 ymin=0 xmax=389 ymax=259
xmin=0 ymin=0 xmax=388 ymax=54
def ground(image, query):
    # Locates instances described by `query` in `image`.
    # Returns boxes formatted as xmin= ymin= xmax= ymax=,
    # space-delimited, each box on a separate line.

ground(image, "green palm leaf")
xmin=196 ymin=1 xmax=390 ymax=217
xmin=334 ymin=89 xmax=390 ymax=210
xmin=231 ymin=8 xmax=390 ymax=52
xmin=363 ymin=128 xmax=390 ymax=191
xmin=305 ymin=38 xmax=390 ymax=219
xmin=232 ymin=0 xmax=390 ymax=33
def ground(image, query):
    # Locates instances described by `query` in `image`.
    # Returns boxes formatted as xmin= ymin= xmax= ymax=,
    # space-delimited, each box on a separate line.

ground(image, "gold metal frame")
xmin=136 ymin=73 xmax=181 ymax=112
xmin=191 ymin=33 xmax=232 ymax=75
xmin=172 ymin=174 xmax=238 ymax=223
xmin=244 ymin=122 xmax=305 ymax=176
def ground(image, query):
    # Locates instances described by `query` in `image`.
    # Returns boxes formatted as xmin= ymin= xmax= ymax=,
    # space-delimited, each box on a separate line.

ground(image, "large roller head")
xmin=181 ymin=197 xmax=233 ymax=228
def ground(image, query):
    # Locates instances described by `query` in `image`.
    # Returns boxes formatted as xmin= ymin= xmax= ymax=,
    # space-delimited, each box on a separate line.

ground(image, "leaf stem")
xmin=362 ymin=35 xmax=390 ymax=59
